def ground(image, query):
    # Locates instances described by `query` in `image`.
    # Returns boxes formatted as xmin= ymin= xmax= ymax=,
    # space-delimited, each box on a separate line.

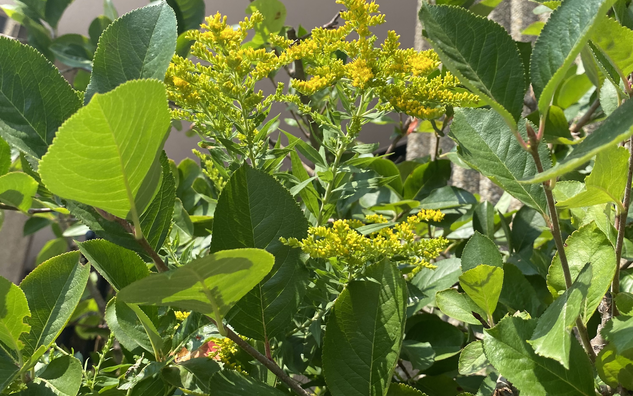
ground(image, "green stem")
xmin=316 ymin=144 xmax=345 ymax=225
xmin=613 ymin=137 xmax=633 ymax=314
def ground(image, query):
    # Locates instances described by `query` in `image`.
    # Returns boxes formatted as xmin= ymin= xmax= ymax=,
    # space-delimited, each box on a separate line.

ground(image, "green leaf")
xmin=39 ymin=80 xmax=170 ymax=231
xmin=615 ymin=292 xmax=633 ymax=315
xmin=43 ymin=0 xmax=73 ymax=30
xmin=365 ymin=158 xmax=403 ymax=194
xmin=0 ymin=350 xmax=19 ymax=393
xmin=207 ymin=370 xmax=287 ymax=396
xmin=419 ymin=186 xmax=477 ymax=210
xmin=210 ymin=166 xmax=309 ymax=341
xmin=406 ymin=313 xmax=464 ymax=360
xmin=19 ymin=251 xmax=90 ymax=359
xmin=322 ymin=260 xmax=407 ymax=396
xmin=528 ymin=264 xmax=591 ymax=369
xmin=419 ymin=4 xmax=525 ymax=127
xmin=436 ymin=288 xmax=487 ymax=325
xmin=469 ymin=0 xmax=504 ymax=16
xmin=85 ymin=1 xmax=177 ymax=103
xmin=450 ymin=108 xmax=549 ymax=213
xmin=403 ymin=160 xmax=451 ymax=200
xmin=531 ymin=0 xmax=616 ymax=114
xmin=461 ymin=232 xmax=503 ymax=272
xmin=596 ymin=343 xmax=633 ymax=389
xmin=78 ymin=239 xmax=149 ymax=292
xmin=556 ymin=74 xmax=593 ymax=109
xmin=88 ymin=15 xmax=112 ymax=47
xmin=50 ymin=34 xmax=95 ymax=70
xmin=167 ymin=0 xmax=205 ymax=35
xmin=400 ymin=341 xmax=435 ymax=372
xmin=290 ymin=151 xmax=320 ymax=217
xmin=0 ymin=36 xmax=81 ymax=159
xmin=548 ymin=223 xmax=616 ymax=323
xmin=118 ymin=249 xmax=274 ymax=326
xmin=556 ymin=145 xmax=629 ymax=209
xmin=483 ymin=316 xmax=595 ymax=396
xmin=0 ymin=276 xmax=30 ymax=366
xmin=104 ymin=297 xmax=153 ymax=355
xmin=139 ymin=152 xmax=175 ymax=251
xmin=602 ymin=315 xmax=633 ymax=353
xmin=29 ymin=355 xmax=82 ymax=396
xmin=473 ymin=202 xmax=495 ymax=239
xmin=458 ymin=341 xmax=488 ymax=376
xmin=459 ymin=265 xmax=504 ymax=320
xmin=0 ymin=137 xmax=10 ymax=177
xmin=522 ymin=21 xmax=545 ymax=36
xmin=408 ymin=258 xmax=462 ymax=312
xmin=499 ymin=263 xmax=543 ymax=317
xmin=387 ymin=383 xmax=427 ymax=396
xmin=591 ymin=16 xmax=633 ymax=82
xmin=246 ymin=0 xmax=287 ymax=35
xmin=103 ymin=0 xmax=117 ymax=21
xmin=0 ymin=172 xmax=38 ymax=212
xmin=35 ymin=238 xmax=67 ymax=266
xmin=526 ymin=97 xmax=633 ymax=183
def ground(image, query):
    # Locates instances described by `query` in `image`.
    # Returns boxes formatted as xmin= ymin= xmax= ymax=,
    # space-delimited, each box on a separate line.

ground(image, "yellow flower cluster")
xmin=282 ymin=210 xmax=448 ymax=271
xmin=174 ymin=311 xmax=191 ymax=321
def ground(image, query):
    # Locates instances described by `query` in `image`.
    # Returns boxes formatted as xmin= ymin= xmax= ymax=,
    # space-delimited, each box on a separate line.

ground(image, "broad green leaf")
xmin=556 ymin=74 xmax=593 ymax=109
xmin=49 ymin=34 xmax=95 ymax=70
xmin=29 ymin=355 xmax=82 ymax=396
xmin=322 ymin=260 xmax=407 ymax=396
xmin=104 ymin=297 xmax=153 ymax=355
xmin=403 ymin=160 xmax=451 ymax=200
xmin=103 ymin=0 xmax=117 ymax=21
xmin=35 ymin=238 xmax=67 ymax=266
xmin=531 ymin=0 xmax=616 ymax=114
xmin=459 ymin=265 xmax=504 ymax=320
xmin=19 ymin=251 xmax=90 ymax=359
xmin=0 ymin=35 xmax=81 ymax=158
xmin=499 ymin=263 xmax=543 ymax=317
xmin=247 ymin=0 xmax=287 ymax=35
xmin=177 ymin=358 xmax=221 ymax=392
xmin=615 ymin=291 xmax=633 ymax=314
xmin=78 ymin=239 xmax=149 ymax=292
xmin=526 ymin=98 xmax=633 ymax=183
xmin=0 ymin=276 xmax=30 ymax=366
xmin=419 ymin=4 xmax=525 ymax=127
xmin=88 ymin=15 xmax=112 ymax=47
xmin=208 ymin=369 xmax=287 ymax=396
xmin=419 ymin=186 xmax=477 ymax=210
xmin=39 ymin=80 xmax=170 ymax=230
xmin=210 ymin=166 xmax=309 ymax=341
xmin=512 ymin=206 xmax=546 ymax=253
xmin=473 ymin=202 xmax=494 ymax=239
xmin=139 ymin=152 xmax=176 ymax=251
xmin=43 ymin=0 xmax=73 ymax=29
xmin=528 ymin=264 xmax=591 ymax=368
xmin=548 ymin=223 xmax=616 ymax=323
xmin=387 ymin=383 xmax=427 ymax=396
xmin=483 ymin=316 xmax=595 ymax=396
xmin=167 ymin=0 xmax=205 ymax=35
xmin=600 ymin=78 xmax=623 ymax=117
xmin=0 ymin=172 xmax=38 ymax=212
xmin=128 ymin=304 xmax=163 ymax=359
xmin=436 ymin=288 xmax=487 ymax=325
xmin=450 ymin=108 xmax=549 ymax=213
xmin=400 ymin=341 xmax=435 ymax=372
xmin=602 ymin=315 xmax=633 ymax=353
xmin=521 ymin=21 xmax=545 ymax=36
xmin=556 ymin=145 xmax=629 ymax=209
xmin=591 ymin=16 xmax=633 ymax=82
xmin=406 ymin=313 xmax=464 ymax=360
xmin=458 ymin=341 xmax=488 ymax=376
xmin=365 ymin=158 xmax=403 ymax=194
xmin=461 ymin=232 xmax=503 ymax=272
xmin=408 ymin=258 xmax=462 ymax=313
xmin=0 ymin=137 xmax=9 ymax=176
xmin=85 ymin=1 xmax=177 ymax=103
xmin=0 ymin=349 xmax=19 ymax=392
xmin=596 ymin=344 xmax=633 ymax=389
xmin=118 ymin=249 xmax=274 ymax=326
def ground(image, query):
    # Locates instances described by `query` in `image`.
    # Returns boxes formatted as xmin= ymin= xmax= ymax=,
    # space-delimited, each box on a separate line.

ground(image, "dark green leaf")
xmin=403 ymin=159 xmax=451 ymax=200
xmin=461 ymin=232 xmax=503 ymax=272
xmin=208 ymin=370 xmax=287 ymax=396
xmin=473 ymin=201 xmax=494 ymax=239
xmin=167 ymin=0 xmax=205 ymax=35
xmin=406 ymin=313 xmax=464 ymax=361
xmin=88 ymin=15 xmax=112 ymax=47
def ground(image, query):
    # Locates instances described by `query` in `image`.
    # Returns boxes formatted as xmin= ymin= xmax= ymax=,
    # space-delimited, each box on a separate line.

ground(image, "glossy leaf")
xmin=419 ymin=4 xmax=525 ymax=127
xmin=459 ymin=265 xmax=504 ymax=319
xmin=0 ymin=36 xmax=81 ymax=158
xmin=548 ymin=223 xmax=616 ymax=323
xmin=436 ymin=288 xmax=487 ymax=325
xmin=484 ymin=316 xmax=594 ymax=396
xmin=0 ymin=172 xmax=38 ymax=212
xmin=499 ymin=263 xmax=543 ymax=317
xmin=531 ymin=0 xmax=616 ymax=114
xmin=211 ymin=166 xmax=309 ymax=341
xmin=39 ymin=80 xmax=171 ymax=227
xmin=461 ymin=232 xmax=503 ymax=272
xmin=78 ymin=239 xmax=149 ymax=292
xmin=450 ymin=108 xmax=549 ymax=213
xmin=118 ymin=249 xmax=274 ymax=324
xmin=85 ymin=1 xmax=177 ymax=103
xmin=322 ymin=260 xmax=407 ymax=396
xmin=19 ymin=251 xmax=90 ymax=359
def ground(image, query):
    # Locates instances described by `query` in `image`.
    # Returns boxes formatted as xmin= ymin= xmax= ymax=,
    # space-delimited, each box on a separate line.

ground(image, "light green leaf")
xmin=35 ymin=238 xmax=67 ymax=266
xmin=548 ymin=223 xmax=616 ymax=323
xmin=522 ymin=21 xmax=545 ymax=36
xmin=0 ymin=172 xmax=38 ymax=212
xmin=528 ymin=264 xmax=591 ymax=369
xmin=419 ymin=4 xmax=525 ymax=127
xmin=85 ymin=1 xmax=177 ymax=103
xmin=531 ymin=0 xmax=616 ymax=114
xmin=118 ymin=249 xmax=274 ymax=326
xmin=483 ymin=316 xmax=595 ymax=396
xmin=0 ymin=276 xmax=30 ymax=366
xmin=0 ymin=36 xmax=81 ymax=159
xmin=323 ymin=260 xmax=407 ymax=396
xmin=0 ymin=138 xmax=10 ymax=177
xmin=458 ymin=341 xmax=489 ymax=376
xmin=526 ymin=98 xmax=633 ymax=183
xmin=469 ymin=0 xmax=504 ymax=16
xmin=556 ymin=74 xmax=593 ymax=109
xmin=19 ymin=251 xmax=90 ymax=359
xmin=29 ymin=355 xmax=82 ymax=396
xmin=247 ymin=0 xmax=287 ymax=35
xmin=78 ymin=239 xmax=149 ymax=292
xmin=602 ymin=315 xmax=633 ymax=353
xmin=128 ymin=304 xmax=163 ymax=359
xmin=167 ymin=0 xmax=205 ymax=35
xmin=596 ymin=343 xmax=633 ymax=389
xmin=39 ymin=80 xmax=170 ymax=231
xmin=461 ymin=232 xmax=503 ymax=272
xmin=436 ymin=288 xmax=487 ymax=325
xmin=600 ymin=78 xmax=623 ymax=117
xmin=139 ymin=152 xmax=176 ymax=251
xmin=591 ymin=16 xmax=633 ymax=82
xmin=459 ymin=265 xmax=504 ymax=320
xmin=556 ymin=145 xmax=629 ymax=209
xmin=419 ymin=186 xmax=477 ymax=210
xmin=450 ymin=108 xmax=549 ymax=213
xmin=211 ymin=166 xmax=309 ymax=341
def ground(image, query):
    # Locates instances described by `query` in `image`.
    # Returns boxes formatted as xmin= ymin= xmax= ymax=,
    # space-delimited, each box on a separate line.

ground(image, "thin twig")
xmin=0 ymin=203 xmax=56 ymax=214
xmin=289 ymin=12 xmax=342 ymax=46
xmin=570 ymin=99 xmax=600 ymax=133
xmin=113 ymin=217 xmax=169 ymax=273
xmin=613 ymin=137 xmax=633 ymax=314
